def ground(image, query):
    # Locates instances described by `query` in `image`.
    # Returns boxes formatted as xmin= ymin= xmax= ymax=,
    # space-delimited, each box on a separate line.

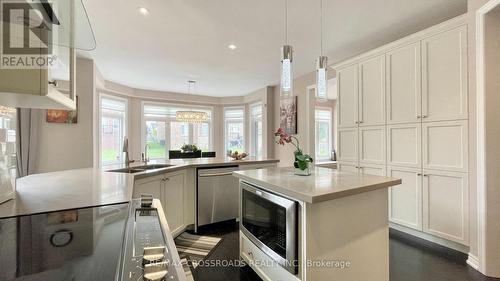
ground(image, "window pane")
xmin=101 ymin=114 xmax=123 ymax=164
xmin=193 ymin=122 xmax=210 ymax=151
xmin=255 ymin=120 xmax=263 ymax=157
xmin=224 ymin=108 xmax=245 ymax=153
xmin=146 ymin=120 xmax=166 ymax=159
xmin=170 ymin=122 xmax=189 ymax=150
xmin=315 ymin=108 xmax=332 ymax=160
xmin=226 ymin=121 xmax=244 ymax=153
xmin=100 ymin=97 xmax=127 ymax=165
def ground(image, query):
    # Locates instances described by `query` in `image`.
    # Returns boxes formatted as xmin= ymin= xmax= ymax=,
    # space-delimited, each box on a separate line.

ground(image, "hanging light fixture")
xmin=316 ymin=0 xmax=328 ymax=102
xmin=176 ymin=81 xmax=208 ymax=123
xmin=280 ymin=0 xmax=293 ymax=98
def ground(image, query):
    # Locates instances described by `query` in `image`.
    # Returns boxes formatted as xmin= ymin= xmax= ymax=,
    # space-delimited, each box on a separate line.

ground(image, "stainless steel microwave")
xmin=240 ymin=181 xmax=298 ymax=274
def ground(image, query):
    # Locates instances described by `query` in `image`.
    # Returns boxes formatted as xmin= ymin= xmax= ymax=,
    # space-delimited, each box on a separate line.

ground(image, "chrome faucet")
xmin=142 ymin=144 xmax=150 ymax=164
xmin=122 ymin=137 xmax=135 ymax=167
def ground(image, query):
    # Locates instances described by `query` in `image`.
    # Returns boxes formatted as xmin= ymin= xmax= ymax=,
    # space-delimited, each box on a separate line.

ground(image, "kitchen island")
xmin=233 ymin=166 xmax=401 ymax=281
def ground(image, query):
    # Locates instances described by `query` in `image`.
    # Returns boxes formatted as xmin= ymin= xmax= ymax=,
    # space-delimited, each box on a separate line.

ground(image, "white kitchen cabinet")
xmin=134 ymin=170 xmax=187 ymax=237
xmin=387 ymin=166 xmax=422 ymax=230
xmin=422 ymin=170 xmax=468 ymax=245
xmin=421 ymin=25 xmax=468 ymax=122
xmin=387 ymin=123 xmax=421 ymax=168
xmin=422 ymin=120 xmax=468 ymax=172
xmin=163 ymin=170 xmax=187 ymax=236
xmin=133 ymin=174 xmax=164 ymax=200
xmin=338 ymin=162 xmax=359 ymax=173
xmin=337 ymin=64 xmax=358 ymax=128
xmin=386 ymin=43 xmax=422 ymax=124
xmin=359 ymin=126 xmax=386 ymax=165
xmin=359 ymin=164 xmax=386 ymax=176
xmin=359 ymin=55 xmax=386 ymax=126
xmin=337 ymin=128 xmax=358 ymax=163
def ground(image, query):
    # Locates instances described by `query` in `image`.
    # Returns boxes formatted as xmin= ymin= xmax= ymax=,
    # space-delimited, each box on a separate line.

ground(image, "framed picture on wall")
xmin=46 ymin=96 xmax=78 ymax=124
xmin=280 ymin=96 xmax=297 ymax=135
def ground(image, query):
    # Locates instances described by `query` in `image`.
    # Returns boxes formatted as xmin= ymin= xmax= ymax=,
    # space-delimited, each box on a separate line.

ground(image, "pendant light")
xmin=280 ymin=0 xmax=293 ymax=98
xmin=316 ymin=0 xmax=328 ymax=102
xmin=176 ymin=81 xmax=208 ymax=123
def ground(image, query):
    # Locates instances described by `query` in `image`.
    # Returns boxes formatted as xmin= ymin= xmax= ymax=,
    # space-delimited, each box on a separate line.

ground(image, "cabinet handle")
xmin=417 ymin=173 xmax=422 ymax=176
xmin=416 ymin=115 xmax=421 ymax=119
xmin=421 ymin=115 xmax=428 ymax=118
xmin=48 ymin=80 xmax=58 ymax=87
xmin=355 ymin=121 xmax=359 ymax=124
xmin=358 ymin=121 xmax=363 ymax=124
xmin=164 ymin=178 xmax=169 ymax=181
xmin=422 ymin=174 xmax=429 ymax=177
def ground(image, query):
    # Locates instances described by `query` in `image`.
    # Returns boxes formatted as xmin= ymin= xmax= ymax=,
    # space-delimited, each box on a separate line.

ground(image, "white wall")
xmin=35 ymin=58 xmax=96 ymax=173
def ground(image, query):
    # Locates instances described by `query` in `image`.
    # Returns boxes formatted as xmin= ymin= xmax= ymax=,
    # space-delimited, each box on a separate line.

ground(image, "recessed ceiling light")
xmin=228 ymin=44 xmax=237 ymax=50
xmin=138 ymin=7 xmax=149 ymax=15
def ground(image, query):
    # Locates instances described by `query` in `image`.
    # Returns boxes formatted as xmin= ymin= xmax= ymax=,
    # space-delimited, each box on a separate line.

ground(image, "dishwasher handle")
xmin=198 ymin=172 xmax=234 ymax=178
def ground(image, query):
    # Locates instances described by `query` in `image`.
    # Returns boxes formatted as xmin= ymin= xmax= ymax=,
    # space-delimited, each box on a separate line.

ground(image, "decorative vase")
xmin=294 ymin=161 xmax=311 ymax=176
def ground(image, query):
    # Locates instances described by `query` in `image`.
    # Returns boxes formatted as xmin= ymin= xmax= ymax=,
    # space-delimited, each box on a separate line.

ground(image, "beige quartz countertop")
xmin=233 ymin=167 xmax=402 ymax=204
xmin=0 ymin=157 xmax=278 ymax=219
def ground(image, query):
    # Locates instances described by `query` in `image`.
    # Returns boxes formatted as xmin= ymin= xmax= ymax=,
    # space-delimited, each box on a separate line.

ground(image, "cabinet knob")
xmin=417 ymin=173 xmax=422 ymax=176
xmin=416 ymin=115 xmax=421 ymax=119
xmin=163 ymin=177 xmax=169 ymax=181
xmin=422 ymin=115 xmax=428 ymax=118
xmin=48 ymin=80 xmax=58 ymax=87
xmin=247 ymin=251 xmax=254 ymax=258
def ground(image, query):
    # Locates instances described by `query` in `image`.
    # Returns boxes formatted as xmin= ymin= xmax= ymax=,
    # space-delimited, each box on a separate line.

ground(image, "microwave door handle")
xmin=198 ymin=172 xmax=234 ymax=177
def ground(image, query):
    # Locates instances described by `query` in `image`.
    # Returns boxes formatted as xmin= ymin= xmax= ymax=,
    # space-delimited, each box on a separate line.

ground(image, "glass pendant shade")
xmin=281 ymin=45 xmax=293 ymax=98
xmin=316 ymin=56 xmax=328 ymax=102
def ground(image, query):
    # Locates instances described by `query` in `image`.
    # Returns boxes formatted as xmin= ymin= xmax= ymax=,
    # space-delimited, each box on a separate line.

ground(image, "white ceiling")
xmin=80 ymin=0 xmax=467 ymax=97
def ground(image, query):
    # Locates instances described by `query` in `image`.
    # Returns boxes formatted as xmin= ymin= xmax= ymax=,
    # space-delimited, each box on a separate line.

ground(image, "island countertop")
xmin=233 ymin=166 xmax=402 ymax=203
xmin=0 ymin=157 xmax=278 ymax=219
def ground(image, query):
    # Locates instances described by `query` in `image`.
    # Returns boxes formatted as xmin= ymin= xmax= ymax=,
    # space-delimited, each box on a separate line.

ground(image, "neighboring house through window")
xmin=100 ymin=95 xmax=128 ymax=166
xmin=224 ymin=107 xmax=245 ymax=153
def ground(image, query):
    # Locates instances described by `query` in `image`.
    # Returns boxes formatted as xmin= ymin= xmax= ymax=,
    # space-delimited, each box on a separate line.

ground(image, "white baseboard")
xmin=389 ymin=223 xmax=469 ymax=254
xmin=466 ymin=254 xmax=480 ymax=270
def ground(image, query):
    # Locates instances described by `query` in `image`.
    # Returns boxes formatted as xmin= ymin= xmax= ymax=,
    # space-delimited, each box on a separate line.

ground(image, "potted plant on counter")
xmin=275 ymin=128 xmax=313 ymax=176
xmin=181 ymin=144 xmax=199 ymax=153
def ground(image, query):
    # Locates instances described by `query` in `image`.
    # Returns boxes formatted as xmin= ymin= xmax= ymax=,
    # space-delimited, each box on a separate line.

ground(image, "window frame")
xmin=250 ymin=102 xmax=263 ymax=157
xmin=99 ymin=93 xmax=128 ymax=167
xmin=141 ymin=101 xmax=214 ymax=159
xmin=223 ymin=106 xmax=246 ymax=154
xmin=315 ymin=106 xmax=333 ymax=161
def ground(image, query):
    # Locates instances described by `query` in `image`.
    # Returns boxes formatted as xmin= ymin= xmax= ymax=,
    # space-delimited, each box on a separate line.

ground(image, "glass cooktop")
xmin=0 ymin=203 xmax=129 ymax=281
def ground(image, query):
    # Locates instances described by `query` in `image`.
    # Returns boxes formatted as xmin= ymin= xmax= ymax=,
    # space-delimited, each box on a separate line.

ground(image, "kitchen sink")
xmin=108 ymin=164 xmax=174 ymax=174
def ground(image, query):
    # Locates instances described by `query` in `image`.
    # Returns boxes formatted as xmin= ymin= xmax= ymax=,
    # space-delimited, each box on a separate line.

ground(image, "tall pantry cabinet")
xmin=336 ymin=20 xmax=469 ymax=247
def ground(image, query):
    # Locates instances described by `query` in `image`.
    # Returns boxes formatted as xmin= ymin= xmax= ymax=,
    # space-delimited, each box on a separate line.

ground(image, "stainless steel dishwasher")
xmin=196 ymin=165 xmax=239 ymax=230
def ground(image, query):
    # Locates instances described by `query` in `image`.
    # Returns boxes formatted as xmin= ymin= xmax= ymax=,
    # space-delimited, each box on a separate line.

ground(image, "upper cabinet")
xmin=386 ymin=43 xmax=422 ymax=124
xmin=421 ymin=26 xmax=468 ymax=122
xmin=337 ymin=64 xmax=358 ymax=128
xmin=359 ymin=55 xmax=386 ymax=126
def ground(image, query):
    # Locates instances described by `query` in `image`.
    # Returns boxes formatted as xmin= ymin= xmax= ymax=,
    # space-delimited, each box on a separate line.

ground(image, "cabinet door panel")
xmin=337 ymin=128 xmax=358 ymax=163
xmin=387 ymin=124 xmax=421 ymax=168
xmin=422 ymin=170 xmax=468 ymax=245
xmin=422 ymin=120 xmax=467 ymax=172
xmin=338 ymin=162 xmax=359 ymax=173
xmin=164 ymin=172 xmax=186 ymax=235
xmin=360 ymin=164 xmax=386 ymax=176
xmin=386 ymin=43 xmax=421 ymax=124
xmin=359 ymin=56 xmax=385 ymax=126
xmin=359 ymin=126 xmax=385 ymax=165
xmin=422 ymin=26 xmax=468 ymax=121
xmin=387 ymin=167 xmax=422 ymax=230
xmin=133 ymin=176 xmax=163 ymax=200
xmin=337 ymin=64 xmax=358 ymax=128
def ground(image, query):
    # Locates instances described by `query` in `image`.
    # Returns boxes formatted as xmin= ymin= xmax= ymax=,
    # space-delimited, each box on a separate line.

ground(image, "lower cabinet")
xmin=422 ymin=170 xmax=468 ymax=245
xmin=134 ymin=170 xmax=187 ymax=237
xmin=387 ymin=166 xmax=422 ymax=230
xmin=163 ymin=170 xmax=187 ymax=236
xmin=388 ymin=166 xmax=469 ymax=246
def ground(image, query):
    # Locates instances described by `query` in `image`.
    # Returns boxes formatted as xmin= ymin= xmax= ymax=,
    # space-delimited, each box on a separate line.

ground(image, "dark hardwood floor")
xmin=192 ymin=221 xmax=499 ymax=281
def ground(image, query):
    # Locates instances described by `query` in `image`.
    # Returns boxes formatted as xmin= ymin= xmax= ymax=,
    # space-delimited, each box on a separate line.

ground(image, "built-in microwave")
xmin=240 ymin=181 xmax=298 ymax=274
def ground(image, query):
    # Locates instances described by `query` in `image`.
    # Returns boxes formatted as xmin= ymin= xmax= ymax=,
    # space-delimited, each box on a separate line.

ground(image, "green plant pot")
xmin=294 ymin=162 xmax=311 ymax=176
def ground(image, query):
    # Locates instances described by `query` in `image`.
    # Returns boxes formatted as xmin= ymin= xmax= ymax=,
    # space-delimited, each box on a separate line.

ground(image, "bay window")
xmin=224 ymin=107 xmax=245 ymax=153
xmin=315 ymin=108 xmax=332 ymax=161
xmin=100 ymin=95 xmax=127 ymax=165
xmin=250 ymin=103 xmax=263 ymax=157
xmin=143 ymin=103 xmax=213 ymax=159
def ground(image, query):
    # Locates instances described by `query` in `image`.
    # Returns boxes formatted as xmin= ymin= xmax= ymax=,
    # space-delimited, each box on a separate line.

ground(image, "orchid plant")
xmin=274 ymin=128 xmax=313 ymax=171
